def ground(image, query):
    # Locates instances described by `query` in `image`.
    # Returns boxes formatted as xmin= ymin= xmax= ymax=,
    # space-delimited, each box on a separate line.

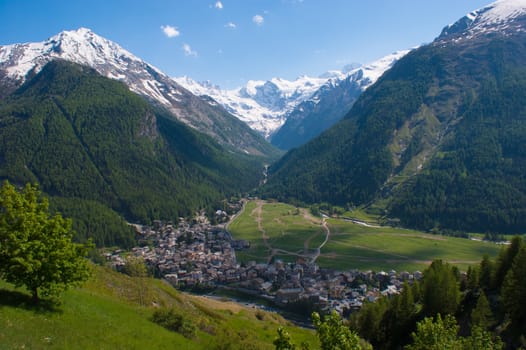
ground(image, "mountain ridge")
xmin=438 ymin=0 xmax=526 ymax=41
xmin=271 ymin=50 xmax=410 ymax=150
xmin=0 ymin=28 xmax=277 ymax=157
xmin=174 ymin=74 xmax=328 ymax=139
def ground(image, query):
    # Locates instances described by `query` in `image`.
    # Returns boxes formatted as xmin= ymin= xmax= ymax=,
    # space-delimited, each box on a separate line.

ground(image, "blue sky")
xmin=1 ymin=0 xmax=492 ymax=88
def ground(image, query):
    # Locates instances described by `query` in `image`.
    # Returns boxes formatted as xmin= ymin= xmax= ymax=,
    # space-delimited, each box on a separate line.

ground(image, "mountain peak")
xmin=59 ymin=27 xmax=95 ymax=38
xmin=0 ymin=28 xmax=275 ymax=156
xmin=50 ymin=27 xmax=141 ymax=69
xmin=0 ymin=27 xmax=145 ymax=83
xmin=71 ymin=27 xmax=93 ymax=34
xmin=438 ymin=0 xmax=526 ymax=41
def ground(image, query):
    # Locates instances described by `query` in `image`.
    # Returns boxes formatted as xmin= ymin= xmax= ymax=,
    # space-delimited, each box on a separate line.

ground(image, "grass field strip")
xmin=228 ymin=200 xmax=500 ymax=271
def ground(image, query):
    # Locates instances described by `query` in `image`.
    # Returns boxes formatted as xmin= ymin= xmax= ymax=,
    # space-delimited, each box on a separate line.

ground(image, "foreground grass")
xmin=0 ymin=265 xmax=315 ymax=349
xmin=229 ymin=200 xmax=501 ymax=271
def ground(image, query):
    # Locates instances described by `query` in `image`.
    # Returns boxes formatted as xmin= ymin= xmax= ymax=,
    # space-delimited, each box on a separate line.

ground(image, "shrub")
xmin=151 ymin=308 xmax=196 ymax=338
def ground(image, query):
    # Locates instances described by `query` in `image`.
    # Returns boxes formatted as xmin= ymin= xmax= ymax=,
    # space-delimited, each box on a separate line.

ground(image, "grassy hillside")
xmin=0 ymin=265 xmax=315 ymax=349
xmin=228 ymin=200 xmax=500 ymax=271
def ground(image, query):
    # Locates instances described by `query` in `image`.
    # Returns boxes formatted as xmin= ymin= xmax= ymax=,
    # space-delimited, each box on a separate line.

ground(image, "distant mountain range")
xmin=175 ymin=51 xmax=408 ymax=149
xmin=174 ymin=74 xmax=327 ymax=139
xmin=262 ymin=0 xmax=526 ymax=234
xmin=270 ymin=51 xmax=409 ymax=150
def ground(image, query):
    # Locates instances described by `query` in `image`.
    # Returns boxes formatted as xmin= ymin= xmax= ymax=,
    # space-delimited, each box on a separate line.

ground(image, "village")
xmin=108 ymin=212 xmax=423 ymax=316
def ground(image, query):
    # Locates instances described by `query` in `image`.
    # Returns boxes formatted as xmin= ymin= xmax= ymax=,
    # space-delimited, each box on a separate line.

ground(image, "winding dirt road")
xmin=249 ymin=201 xmax=330 ymax=263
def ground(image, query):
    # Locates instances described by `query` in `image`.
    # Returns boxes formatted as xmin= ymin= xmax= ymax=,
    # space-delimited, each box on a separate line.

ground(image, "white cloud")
xmin=161 ymin=25 xmax=180 ymax=38
xmin=182 ymin=43 xmax=198 ymax=57
xmin=252 ymin=14 xmax=264 ymax=26
xmin=225 ymin=22 xmax=237 ymax=29
xmin=215 ymin=1 xmax=223 ymax=9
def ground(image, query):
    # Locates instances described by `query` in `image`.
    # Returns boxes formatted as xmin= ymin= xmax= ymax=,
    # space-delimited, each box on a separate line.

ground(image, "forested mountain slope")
xmin=263 ymin=0 xmax=526 ymax=234
xmin=0 ymin=60 xmax=267 ymax=246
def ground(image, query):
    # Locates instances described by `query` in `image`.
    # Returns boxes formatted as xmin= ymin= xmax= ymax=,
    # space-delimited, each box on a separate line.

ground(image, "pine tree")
xmin=493 ymin=236 xmax=523 ymax=290
xmin=387 ymin=282 xmax=417 ymax=348
xmin=501 ymin=246 xmax=526 ymax=331
xmin=471 ymin=291 xmax=493 ymax=330
xmin=465 ymin=266 xmax=480 ymax=291
xmin=479 ymin=254 xmax=494 ymax=291
xmin=422 ymin=260 xmax=460 ymax=317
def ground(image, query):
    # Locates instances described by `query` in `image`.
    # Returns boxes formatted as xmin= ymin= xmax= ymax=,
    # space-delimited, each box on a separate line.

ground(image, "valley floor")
xmin=115 ymin=199 xmax=502 ymax=319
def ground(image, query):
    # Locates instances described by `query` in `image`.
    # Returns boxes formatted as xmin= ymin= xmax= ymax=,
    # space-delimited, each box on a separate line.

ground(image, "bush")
xmin=151 ymin=308 xmax=196 ymax=338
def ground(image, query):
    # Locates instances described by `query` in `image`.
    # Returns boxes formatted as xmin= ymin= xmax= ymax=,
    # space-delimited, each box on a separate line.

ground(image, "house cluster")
xmin=236 ymin=260 xmax=423 ymax=315
xmin=126 ymin=218 xmax=241 ymax=288
xmin=110 ymin=217 xmax=423 ymax=316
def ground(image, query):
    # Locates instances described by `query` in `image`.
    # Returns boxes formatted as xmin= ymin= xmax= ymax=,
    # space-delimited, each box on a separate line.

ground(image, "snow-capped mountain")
xmin=0 ymin=28 xmax=274 ymax=156
xmin=174 ymin=75 xmax=328 ymax=138
xmin=175 ymin=50 xmax=408 ymax=140
xmin=0 ymin=28 xmax=171 ymax=100
xmin=438 ymin=0 xmax=526 ymax=41
xmin=271 ymin=50 xmax=410 ymax=150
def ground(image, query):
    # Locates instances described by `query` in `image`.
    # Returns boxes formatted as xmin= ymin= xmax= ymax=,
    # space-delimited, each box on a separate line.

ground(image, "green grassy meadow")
xmin=229 ymin=200 xmax=325 ymax=263
xmin=318 ymin=219 xmax=500 ymax=271
xmin=0 ymin=265 xmax=315 ymax=349
xmin=229 ymin=200 xmax=501 ymax=271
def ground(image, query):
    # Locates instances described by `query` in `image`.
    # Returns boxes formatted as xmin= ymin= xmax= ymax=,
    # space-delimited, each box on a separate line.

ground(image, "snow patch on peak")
xmin=479 ymin=0 xmax=526 ymax=23
xmin=52 ymin=28 xmax=162 ymax=74
xmin=466 ymin=11 xmax=478 ymax=21
xmin=438 ymin=0 xmax=526 ymax=41
xmin=175 ymin=74 xmax=331 ymax=138
xmin=351 ymin=50 xmax=411 ymax=88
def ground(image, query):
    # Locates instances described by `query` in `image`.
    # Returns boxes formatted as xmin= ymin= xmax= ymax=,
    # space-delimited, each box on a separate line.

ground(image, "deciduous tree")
xmin=406 ymin=314 xmax=503 ymax=350
xmin=312 ymin=310 xmax=362 ymax=350
xmin=0 ymin=181 xmax=92 ymax=302
xmin=405 ymin=314 xmax=460 ymax=350
xmin=274 ymin=327 xmax=297 ymax=350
